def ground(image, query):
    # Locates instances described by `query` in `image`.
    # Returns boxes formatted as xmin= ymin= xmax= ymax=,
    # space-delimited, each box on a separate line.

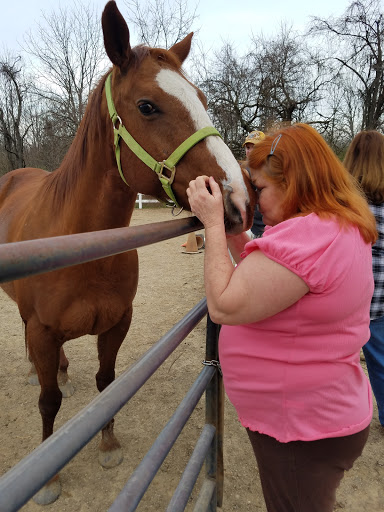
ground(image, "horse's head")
xmin=101 ymin=1 xmax=255 ymax=234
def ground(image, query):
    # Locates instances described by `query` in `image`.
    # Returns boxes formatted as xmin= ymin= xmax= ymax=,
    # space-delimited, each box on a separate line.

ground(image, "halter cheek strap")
xmin=105 ymin=72 xmax=221 ymax=208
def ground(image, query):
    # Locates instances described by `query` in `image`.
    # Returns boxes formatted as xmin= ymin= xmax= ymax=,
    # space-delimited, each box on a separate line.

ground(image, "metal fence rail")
xmin=109 ymin=366 xmax=215 ymax=511
xmin=0 ymin=217 xmax=223 ymax=511
xmin=0 ymin=216 xmax=202 ymax=283
xmin=166 ymin=424 xmax=216 ymax=512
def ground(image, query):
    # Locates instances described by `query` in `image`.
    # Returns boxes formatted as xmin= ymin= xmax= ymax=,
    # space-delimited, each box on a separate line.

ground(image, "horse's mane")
xmin=42 ymin=44 xmax=183 ymax=210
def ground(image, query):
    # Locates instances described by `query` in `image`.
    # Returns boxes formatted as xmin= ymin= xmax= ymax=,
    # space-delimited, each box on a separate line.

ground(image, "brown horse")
xmin=0 ymin=0 xmax=255 ymax=504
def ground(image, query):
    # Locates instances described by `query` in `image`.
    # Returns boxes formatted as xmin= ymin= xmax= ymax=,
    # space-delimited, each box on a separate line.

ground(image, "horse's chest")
xmin=16 ymin=253 xmax=139 ymax=338
xmin=55 ymin=291 xmax=129 ymax=338
xmin=19 ymin=278 xmax=136 ymax=339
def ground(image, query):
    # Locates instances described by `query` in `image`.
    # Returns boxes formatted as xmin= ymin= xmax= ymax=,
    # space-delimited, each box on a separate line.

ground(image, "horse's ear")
xmin=169 ymin=33 xmax=193 ymax=64
xmin=102 ymin=1 xmax=131 ymax=69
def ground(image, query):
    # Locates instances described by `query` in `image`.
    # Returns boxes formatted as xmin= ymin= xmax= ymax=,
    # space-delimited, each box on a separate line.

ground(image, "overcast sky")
xmin=1 ymin=0 xmax=350 ymax=55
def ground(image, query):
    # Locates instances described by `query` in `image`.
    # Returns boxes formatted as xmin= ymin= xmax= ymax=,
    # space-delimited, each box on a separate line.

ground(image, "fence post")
xmin=204 ymin=315 xmax=223 ymax=510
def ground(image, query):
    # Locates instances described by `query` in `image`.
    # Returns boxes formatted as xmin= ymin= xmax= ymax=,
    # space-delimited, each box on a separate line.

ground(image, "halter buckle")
xmin=158 ymin=161 xmax=176 ymax=185
xmin=112 ymin=115 xmax=123 ymax=130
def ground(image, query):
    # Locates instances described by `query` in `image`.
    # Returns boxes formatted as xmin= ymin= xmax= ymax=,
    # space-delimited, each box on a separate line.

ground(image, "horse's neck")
xmin=48 ymin=129 xmax=137 ymax=233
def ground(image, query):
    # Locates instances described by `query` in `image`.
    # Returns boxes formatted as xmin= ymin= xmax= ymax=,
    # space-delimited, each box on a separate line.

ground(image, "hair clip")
xmin=270 ymin=134 xmax=282 ymax=155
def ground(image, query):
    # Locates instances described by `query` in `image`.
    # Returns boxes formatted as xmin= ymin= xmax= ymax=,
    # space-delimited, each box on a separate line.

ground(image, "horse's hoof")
xmin=59 ymin=380 xmax=75 ymax=398
xmin=33 ymin=478 xmax=61 ymax=505
xmin=27 ymin=373 xmax=40 ymax=386
xmin=99 ymin=447 xmax=123 ymax=468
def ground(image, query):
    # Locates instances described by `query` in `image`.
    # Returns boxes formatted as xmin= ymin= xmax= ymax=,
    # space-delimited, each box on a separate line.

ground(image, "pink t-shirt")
xmin=219 ymin=213 xmax=373 ymax=442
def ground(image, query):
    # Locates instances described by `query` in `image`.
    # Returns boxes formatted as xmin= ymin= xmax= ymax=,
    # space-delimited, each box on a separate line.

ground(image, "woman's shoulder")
xmin=269 ymin=211 xmax=336 ymax=227
xmin=262 ymin=213 xmax=341 ymax=245
xmin=243 ymin=213 xmax=340 ymax=258
xmin=242 ymin=214 xmax=365 ymax=290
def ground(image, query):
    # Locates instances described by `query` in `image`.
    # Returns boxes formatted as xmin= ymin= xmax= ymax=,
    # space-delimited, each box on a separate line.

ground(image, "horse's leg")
xmin=27 ymin=356 xmax=40 ymax=386
xmin=57 ymin=346 xmax=75 ymax=397
xmin=25 ymin=317 xmax=40 ymax=386
xmin=96 ymin=309 xmax=132 ymax=468
xmin=27 ymin=317 xmax=62 ymax=505
xmin=28 ymin=345 xmax=74 ymax=397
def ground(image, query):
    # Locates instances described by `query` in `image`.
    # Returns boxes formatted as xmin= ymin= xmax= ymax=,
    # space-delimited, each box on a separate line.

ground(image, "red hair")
xmin=248 ymin=123 xmax=377 ymax=244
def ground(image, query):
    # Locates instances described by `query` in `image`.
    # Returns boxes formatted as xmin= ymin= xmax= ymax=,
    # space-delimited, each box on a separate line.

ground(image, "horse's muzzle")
xmin=222 ymin=188 xmax=247 ymax=235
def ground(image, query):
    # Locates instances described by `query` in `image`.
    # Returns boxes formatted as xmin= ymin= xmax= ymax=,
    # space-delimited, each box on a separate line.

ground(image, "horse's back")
xmin=0 ymin=167 xmax=49 ymax=196
xmin=0 ymin=167 xmax=50 ymax=243
xmin=0 ymin=168 xmax=50 ymax=300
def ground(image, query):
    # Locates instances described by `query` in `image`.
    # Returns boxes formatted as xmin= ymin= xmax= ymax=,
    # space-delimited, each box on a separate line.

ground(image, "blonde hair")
xmin=248 ymin=123 xmax=377 ymax=244
xmin=343 ymin=130 xmax=384 ymax=205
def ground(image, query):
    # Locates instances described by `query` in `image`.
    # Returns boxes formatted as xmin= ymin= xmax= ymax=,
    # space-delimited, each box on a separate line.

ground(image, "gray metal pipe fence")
xmin=0 ymin=216 xmax=224 ymax=512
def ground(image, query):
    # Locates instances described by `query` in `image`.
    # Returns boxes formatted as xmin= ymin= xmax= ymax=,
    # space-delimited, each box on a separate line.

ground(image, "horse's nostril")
xmin=223 ymin=190 xmax=244 ymax=234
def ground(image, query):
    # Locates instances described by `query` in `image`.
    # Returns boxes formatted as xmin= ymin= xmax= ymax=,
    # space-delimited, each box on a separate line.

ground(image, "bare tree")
xmin=315 ymin=71 xmax=365 ymax=153
xmin=193 ymin=43 xmax=262 ymax=158
xmin=25 ymin=104 xmax=73 ymax=172
xmin=124 ymin=0 xmax=198 ymax=48
xmin=251 ymin=25 xmax=327 ymax=128
xmin=191 ymin=25 xmax=328 ymax=158
xmin=311 ymin=0 xmax=384 ymax=131
xmin=23 ymin=1 xmax=107 ymax=140
xmin=0 ymin=55 xmax=31 ymax=173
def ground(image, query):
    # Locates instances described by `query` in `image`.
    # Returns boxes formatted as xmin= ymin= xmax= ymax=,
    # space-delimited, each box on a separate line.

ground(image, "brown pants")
xmin=246 ymin=426 xmax=370 ymax=512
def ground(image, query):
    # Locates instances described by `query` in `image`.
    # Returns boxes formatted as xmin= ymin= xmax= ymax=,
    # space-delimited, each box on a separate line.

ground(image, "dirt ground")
xmin=0 ymin=207 xmax=383 ymax=512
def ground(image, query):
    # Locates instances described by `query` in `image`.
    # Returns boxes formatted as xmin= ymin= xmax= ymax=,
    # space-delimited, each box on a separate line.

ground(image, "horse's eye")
xmin=138 ymin=102 xmax=157 ymax=116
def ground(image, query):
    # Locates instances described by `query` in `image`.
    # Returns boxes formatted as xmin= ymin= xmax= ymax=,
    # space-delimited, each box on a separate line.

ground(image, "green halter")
xmin=105 ymin=72 xmax=221 ymax=209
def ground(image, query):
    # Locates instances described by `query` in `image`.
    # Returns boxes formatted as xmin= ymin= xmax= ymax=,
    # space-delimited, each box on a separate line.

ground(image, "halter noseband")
xmin=105 ymin=72 xmax=221 ymax=211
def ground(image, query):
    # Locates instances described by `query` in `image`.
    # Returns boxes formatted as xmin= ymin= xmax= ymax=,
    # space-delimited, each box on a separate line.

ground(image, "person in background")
xmin=186 ymin=123 xmax=377 ymax=512
xmin=344 ymin=130 xmax=384 ymax=427
xmin=241 ymin=130 xmax=266 ymax=238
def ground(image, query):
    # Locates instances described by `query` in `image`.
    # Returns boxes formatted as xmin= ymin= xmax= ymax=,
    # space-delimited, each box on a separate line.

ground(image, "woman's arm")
xmin=187 ymin=176 xmax=309 ymax=325
xmin=206 ymin=247 xmax=309 ymax=325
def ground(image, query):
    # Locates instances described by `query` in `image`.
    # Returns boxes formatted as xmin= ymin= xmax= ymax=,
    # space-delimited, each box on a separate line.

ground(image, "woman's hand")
xmin=186 ymin=176 xmax=224 ymax=229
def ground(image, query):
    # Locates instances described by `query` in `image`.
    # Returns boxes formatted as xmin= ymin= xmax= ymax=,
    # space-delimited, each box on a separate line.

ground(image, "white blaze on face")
xmin=156 ymin=69 xmax=249 ymax=219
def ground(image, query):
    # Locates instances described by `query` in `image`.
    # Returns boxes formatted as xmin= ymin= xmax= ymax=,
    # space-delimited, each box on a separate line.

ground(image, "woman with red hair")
xmin=187 ymin=123 xmax=377 ymax=512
